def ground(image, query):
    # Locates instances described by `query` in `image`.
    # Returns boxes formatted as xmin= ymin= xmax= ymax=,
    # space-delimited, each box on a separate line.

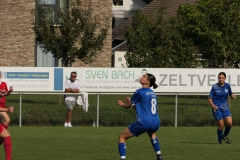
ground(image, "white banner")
xmin=0 ymin=67 xmax=56 ymax=91
xmin=0 ymin=67 xmax=239 ymax=93
xmin=64 ymin=68 xmax=240 ymax=93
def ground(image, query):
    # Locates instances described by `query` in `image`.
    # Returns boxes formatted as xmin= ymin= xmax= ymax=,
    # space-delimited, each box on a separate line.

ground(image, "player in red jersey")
xmin=0 ymin=71 xmax=13 ymax=130
xmin=0 ymin=106 xmax=14 ymax=160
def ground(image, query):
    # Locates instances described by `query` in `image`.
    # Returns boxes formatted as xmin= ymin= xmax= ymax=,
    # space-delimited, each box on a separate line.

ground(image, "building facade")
xmin=0 ymin=0 xmax=112 ymax=67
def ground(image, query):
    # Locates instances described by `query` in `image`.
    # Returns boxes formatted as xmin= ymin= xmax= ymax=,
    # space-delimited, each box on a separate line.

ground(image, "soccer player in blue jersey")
xmin=208 ymin=72 xmax=236 ymax=144
xmin=117 ymin=73 xmax=163 ymax=160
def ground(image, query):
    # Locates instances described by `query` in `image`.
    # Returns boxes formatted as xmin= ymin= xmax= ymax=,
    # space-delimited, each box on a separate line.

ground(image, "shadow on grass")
xmin=179 ymin=141 xmax=217 ymax=144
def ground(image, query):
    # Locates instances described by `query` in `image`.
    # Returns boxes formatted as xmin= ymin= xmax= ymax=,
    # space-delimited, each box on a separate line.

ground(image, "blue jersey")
xmin=209 ymin=82 xmax=232 ymax=111
xmin=131 ymin=88 xmax=160 ymax=124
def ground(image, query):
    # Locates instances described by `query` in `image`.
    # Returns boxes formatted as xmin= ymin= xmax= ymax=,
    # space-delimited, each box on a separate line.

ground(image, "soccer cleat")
xmin=217 ymin=142 xmax=222 ymax=144
xmin=156 ymin=154 xmax=163 ymax=160
xmin=67 ymin=122 xmax=73 ymax=127
xmin=222 ymin=137 xmax=231 ymax=144
xmin=64 ymin=122 xmax=68 ymax=127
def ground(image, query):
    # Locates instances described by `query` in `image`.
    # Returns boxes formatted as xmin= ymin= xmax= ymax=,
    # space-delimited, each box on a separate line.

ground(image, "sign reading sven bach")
xmin=0 ymin=67 xmax=239 ymax=92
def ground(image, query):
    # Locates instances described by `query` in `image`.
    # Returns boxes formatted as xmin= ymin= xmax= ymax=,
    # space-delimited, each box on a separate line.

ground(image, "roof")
xmin=112 ymin=0 xmax=197 ymax=41
xmin=113 ymin=41 xmax=128 ymax=51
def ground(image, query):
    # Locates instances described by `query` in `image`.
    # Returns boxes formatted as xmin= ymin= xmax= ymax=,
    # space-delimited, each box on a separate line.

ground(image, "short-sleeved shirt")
xmin=131 ymin=88 xmax=160 ymax=124
xmin=0 ymin=81 xmax=8 ymax=104
xmin=209 ymin=82 xmax=232 ymax=111
xmin=65 ymin=79 xmax=80 ymax=101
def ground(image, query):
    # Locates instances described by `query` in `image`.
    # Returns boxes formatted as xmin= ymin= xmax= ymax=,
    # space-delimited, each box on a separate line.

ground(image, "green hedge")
xmin=5 ymin=94 xmax=240 ymax=127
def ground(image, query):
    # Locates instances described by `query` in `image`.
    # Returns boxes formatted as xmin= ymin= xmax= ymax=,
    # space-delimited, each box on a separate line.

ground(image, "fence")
xmin=6 ymin=92 xmax=240 ymax=127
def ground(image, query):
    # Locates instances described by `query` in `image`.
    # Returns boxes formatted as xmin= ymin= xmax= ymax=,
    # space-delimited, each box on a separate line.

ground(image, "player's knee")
xmin=226 ymin=122 xmax=232 ymax=127
xmin=6 ymin=133 xmax=11 ymax=137
xmin=118 ymin=135 xmax=126 ymax=142
xmin=119 ymin=134 xmax=123 ymax=139
xmin=4 ymin=118 xmax=10 ymax=125
xmin=118 ymin=135 xmax=122 ymax=142
xmin=1 ymin=129 xmax=11 ymax=138
xmin=218 ymin=125 xmax=224 ymax=130
xmin=218 ymin=122 xmax=224 ymax=129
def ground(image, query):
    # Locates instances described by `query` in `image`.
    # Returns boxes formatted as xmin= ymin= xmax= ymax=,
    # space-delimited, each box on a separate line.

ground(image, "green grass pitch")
xmin=0 ymin=127 xmax=239 ymax=160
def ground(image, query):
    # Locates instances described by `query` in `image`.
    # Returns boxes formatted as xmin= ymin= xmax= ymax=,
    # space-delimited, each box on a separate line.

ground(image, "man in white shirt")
xmin=64 ymin=71 xmax=80 ymax=127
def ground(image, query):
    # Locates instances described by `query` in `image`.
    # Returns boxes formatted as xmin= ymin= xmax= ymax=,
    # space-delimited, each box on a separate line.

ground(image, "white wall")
xmin=113 ymin=51 xmax=128 ymax=68
xmin=124 ymin=0 xmax=147 ymax=12
xmin=112 ymin=0 xmax=147 ymax=18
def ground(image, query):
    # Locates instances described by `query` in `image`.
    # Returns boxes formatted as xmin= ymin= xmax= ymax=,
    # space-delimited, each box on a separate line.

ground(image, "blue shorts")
xmin=128 ymin=120 xmax=160 ymax=137
xmin=212 ymin=109 xmax=232 ymax=121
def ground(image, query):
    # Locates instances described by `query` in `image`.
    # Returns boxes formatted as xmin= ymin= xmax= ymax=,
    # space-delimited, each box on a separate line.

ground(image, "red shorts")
xmin=0 ymin=103 xmax=6 ymax=108
xmin=0 ymin=124 xmax=4 ymax=134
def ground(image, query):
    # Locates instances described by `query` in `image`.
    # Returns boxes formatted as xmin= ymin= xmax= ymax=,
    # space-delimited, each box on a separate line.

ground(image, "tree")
xmin=178 ymin=0 xmax=240 ymax=68
xmin=124 ymin=2 xmax=196 ymax=68
xmin=32 ymin=0 xmax=108 ymax=66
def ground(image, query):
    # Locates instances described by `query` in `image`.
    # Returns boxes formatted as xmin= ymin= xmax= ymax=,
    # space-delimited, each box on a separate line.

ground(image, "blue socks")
xmin=151 ymin=137 xmax=161 ymax=153
xmin=217 ymin=126 xmax=231 ymax=143
xmin=118 ymin=138 xmax=161 ymax=159
xmin=118 ymin=143 xmax=126 ymax=158
xmin=223 ymin=126 xmax=231 ymax=137
xmin=217 ymin=129 xmax=223 ymax=143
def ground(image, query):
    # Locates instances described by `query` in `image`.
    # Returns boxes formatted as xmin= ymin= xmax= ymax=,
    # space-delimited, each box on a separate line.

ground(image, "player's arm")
xmin=0 ymin=106 xmax=14 ymax=113
xmin=229 ymin=88 xmax=236 ymax=99
xmin=4 ymin=86 xmax=13 ymax=96
xmin=0 ymin=92 xmax=4 ymax=98
xmin=208 ymin=96 xmax=218 ymax=111
xmin=126 ymin=97 xmax=136 ymax=110
xmin=228 ymin=85 xmax=236 ymax=99
xmin=0 ymin=90 xmax=6 ymax=93
xmin=230 ymin=94 xmax=236 ymax=99
xmin=117 ymin=97 xmax=133 ymax=109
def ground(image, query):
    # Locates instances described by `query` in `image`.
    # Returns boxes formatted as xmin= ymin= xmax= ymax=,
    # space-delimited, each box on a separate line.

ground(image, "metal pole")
xmin=175 ymin=94 xmax=178 ymax=127
xmin=228 ymin=96 xmax=231 ymax=108
xmin=97 ymin=94 xmax=99 ymax=127
xmin=19 ymin=93 xmax=22 ymax=127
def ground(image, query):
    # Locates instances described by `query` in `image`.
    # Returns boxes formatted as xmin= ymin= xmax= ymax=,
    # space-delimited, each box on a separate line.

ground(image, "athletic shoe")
xmin=67 ymin=122 xmax=73 ymax=127
xmin=64 ymin=122 xmax=68 ymax=127
xmin=222 ymin=137 xmax=231 ymax=144
xmin=120 ymin=159 xmax=126 ymax=160
xmin=156 ymin=154 xmax=163 ymax=160
xmin=217 ymin=142 xmax=222 ymax=144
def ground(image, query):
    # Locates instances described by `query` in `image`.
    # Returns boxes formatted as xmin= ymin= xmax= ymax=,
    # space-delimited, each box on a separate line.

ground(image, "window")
xmin=36 ymin=0 xmax=67 ymax=24
xmin=113 ymin=0 xmax=123 ymax=6
xmin=36 ymin=0 xmax=66 ymax=67
xmin=36 ymin=41 xmax=61 ymax=67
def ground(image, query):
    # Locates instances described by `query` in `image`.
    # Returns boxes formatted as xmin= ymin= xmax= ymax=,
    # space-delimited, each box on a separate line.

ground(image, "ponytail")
xmin=147 ymin=73 xmax=158 ymax=89
xmin=153 ymin=83 xmax=158 ymax=89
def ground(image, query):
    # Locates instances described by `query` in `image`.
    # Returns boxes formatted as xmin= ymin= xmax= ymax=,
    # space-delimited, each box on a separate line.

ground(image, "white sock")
xmin=157 ymin=151 xmax=161 ymax=154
